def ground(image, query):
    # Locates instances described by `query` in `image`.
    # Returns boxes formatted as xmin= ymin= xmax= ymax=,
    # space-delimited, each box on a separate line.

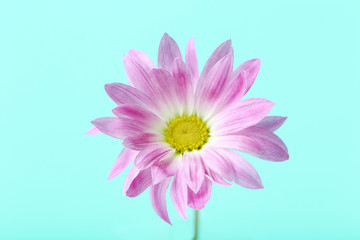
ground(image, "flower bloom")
xmin=88 ymin=33 xmax=289 ymax=224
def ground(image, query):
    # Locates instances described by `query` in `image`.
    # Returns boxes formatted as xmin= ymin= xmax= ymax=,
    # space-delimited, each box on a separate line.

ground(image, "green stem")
xmin=192 ymin=210 xmax=199 ymax=240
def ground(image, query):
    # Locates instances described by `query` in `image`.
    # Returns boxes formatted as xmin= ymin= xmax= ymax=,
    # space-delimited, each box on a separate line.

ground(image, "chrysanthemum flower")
xmin=88 ymin=33 xmax=289 ymax=224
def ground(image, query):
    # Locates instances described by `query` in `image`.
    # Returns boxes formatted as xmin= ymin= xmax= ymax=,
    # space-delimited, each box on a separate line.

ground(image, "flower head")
xmin=88 ymin=33 xmax=289 ymax=224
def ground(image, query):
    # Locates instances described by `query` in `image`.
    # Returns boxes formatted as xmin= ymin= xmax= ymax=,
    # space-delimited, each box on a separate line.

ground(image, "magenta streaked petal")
xmin=104 ymin=83 xmax=156 ymax=110
xmin=108 ymin=148 xmax=139 ymax=181
xmin=201 ymin=147 xmax=235 ymax=181
xmin=199 ymin=39 xmax=233 ymax=84
xmin=85 ymin=126 xmax=102 ymax=135
xmin=151 ymin=155 xmax=181 ymax=185
xmin=171 ymin=58 xmax=194 ymax=114
xmin=170 ymin=166 xmax=188 ymax=220
xmin=150 ymin=178 xmax=172 ymax=225
xmin=213 ymin=131 xmax=289 ymax=162
xmin=239 ymin=126 xmax=288 ymax=152
xmin=185 ymin=36 xmax=199 ymax=87
xmin=206 ymin=70 xmax=247 ymax=117
xmin=112 ymin=104 xmax=160 ymax=122
xmin=197 ymin=55 xmax=233 ymax=117
xmin=105 ymin=116 xmax=150 ymax=136
xmin=149 ymin=68 xmax=181 ymax=115
xmin=123 ymin=166 xmax=140 ymax=195
xmin=128 ymin=49 xmax=155 ymax=69
xmin=171 ymin=58 xmax=192 ymax=91
xmin=123 ymin=133 xmax=164 ymax=151
xmin=211 ymin=135 xmax=263 ymax=155
xmin=123 ymin=54 xmax=152 ymax=92
xmin=158 ymin=33 xmax=182 ymax=71
xmin=188 ymin=179 xmax=212 ymax=210
xmin=205 ymin=168 xmax=232 ymax=186
xmin=224 ymin=70 xmax=247 ymax=105
xmin=254 ymin=116 xmax=287 ymax=132
xmin=126 ymin=167 xmax=152 ymax=198
xmin=134 ymin=145 xmax=173 ymax=170
xmin=91 ymin=117 xmax=143 ymax=139
xmin=210 ymin=98 xmax=275 ymax=136
xmin=215 ymin=148 xmax=263 ymax=189
xmin=183 ymin=152 xmax=205 ymax=193
xmin=233 ymin=58 xmax=261 ymax=94
xmin=112 ymin=104 xmax=165 ymax=131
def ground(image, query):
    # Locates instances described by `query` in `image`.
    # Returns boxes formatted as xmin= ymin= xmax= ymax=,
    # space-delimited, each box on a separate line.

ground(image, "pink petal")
xmin=91 ymin=117 xmax=143 ymax=139
xmin=233 ymin=58 xmax=261 ymax=94
xmin=170 ymin=165 xmax=188 ymax=220
xmin=196 ymin=55 xmax=233 ymax=118
xmin=126 ymin=167 xmax=152 ymax=198
xmin=123 ymin=133 xmax=164 ymax=151
xmin=239 ymin=126 xmax=288 ymax=152
xmin=151 ymin=155 xmax=181 ymax=185
xmin=134 ymin=145 xmax=173 ymax=170
xmin=185 ymin=36 xmax=199 ymax=87
xmin=112 ymin=104 xmax=159 ymax=122
xmin=123 ymin=54 xmax=153 ymax=92
xmin=205 ymin=70 xmax=247 ymax=118
xmin=150 ymin=178 xmax=172 ymax=224
xmin=123 ymin=166 xmax=140 ymax=195
xmin=199 ymin=39 xmax=233 ymax=84
xmin=210 ymin=98 xmax=275 ymax=136
xmin=188 ymin=179 xmax=212 ymax=210
xmin=158 ymin=33 xmax=182 ymax=71
xmin=85 ymin=126 xmax=102 ymax=135
xmin=112 ymin=104 xmax=165 ymax=131
xmin=213 ymin=129 xmax=289 ymax=162
xmin=222 ymin=70 xmax=247 ymax=107
xmin=104 ymin=83 xmax=155 ymax=110
xmin=254 ymin=116 xmax=287 ymax=132
xmin=128 ymin=49 xmax=155 ymax=69
xmin=149 ymin=68 xmax=181 ymax=115
xmin=201 ymin=147 xmax=235 ymax=181
xmin=214 ymin=148 xmax=263 ymax=189
xmin=212 ymin=135 xmax=262 ymax=154
xmin=183 ymin=152 xmax=205 ymax=193
xmin=108 ymin=148 xmax=139 ymax=180
xmin=205 ymin=168 xmax=232 ymax=186
xmin=171 ymin=58 xmax=194 ymax=113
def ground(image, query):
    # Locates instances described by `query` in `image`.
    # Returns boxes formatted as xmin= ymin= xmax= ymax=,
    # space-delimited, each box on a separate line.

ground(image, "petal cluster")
xmin=88 ymin=33 xmax=289 ymax=224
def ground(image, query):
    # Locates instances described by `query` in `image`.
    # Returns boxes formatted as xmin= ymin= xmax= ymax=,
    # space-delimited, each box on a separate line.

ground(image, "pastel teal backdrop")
xmin=1 ymin=0 xmax=359 ymax=239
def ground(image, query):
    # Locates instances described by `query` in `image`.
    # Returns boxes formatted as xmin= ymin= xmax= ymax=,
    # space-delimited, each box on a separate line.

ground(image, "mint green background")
xmin=1 ymin=0 xmax=359 ymax=239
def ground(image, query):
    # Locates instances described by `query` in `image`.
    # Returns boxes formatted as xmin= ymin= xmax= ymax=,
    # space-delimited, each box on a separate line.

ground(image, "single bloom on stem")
xmin=87 ymin=33 xmax=289 ymax=225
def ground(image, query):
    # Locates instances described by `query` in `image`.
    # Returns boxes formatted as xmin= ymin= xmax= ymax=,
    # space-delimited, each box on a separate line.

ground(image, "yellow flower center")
xmin=165 ymin=115 xmax=210 ymax=154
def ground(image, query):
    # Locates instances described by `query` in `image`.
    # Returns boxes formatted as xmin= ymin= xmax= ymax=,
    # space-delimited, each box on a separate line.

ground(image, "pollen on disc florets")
xmin=165 ymin=115 xmax=210 ymax=154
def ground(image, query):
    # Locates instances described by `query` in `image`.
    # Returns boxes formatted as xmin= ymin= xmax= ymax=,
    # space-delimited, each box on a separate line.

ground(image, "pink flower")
xmin=88 ymin=33 xmax=289 ymax=224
